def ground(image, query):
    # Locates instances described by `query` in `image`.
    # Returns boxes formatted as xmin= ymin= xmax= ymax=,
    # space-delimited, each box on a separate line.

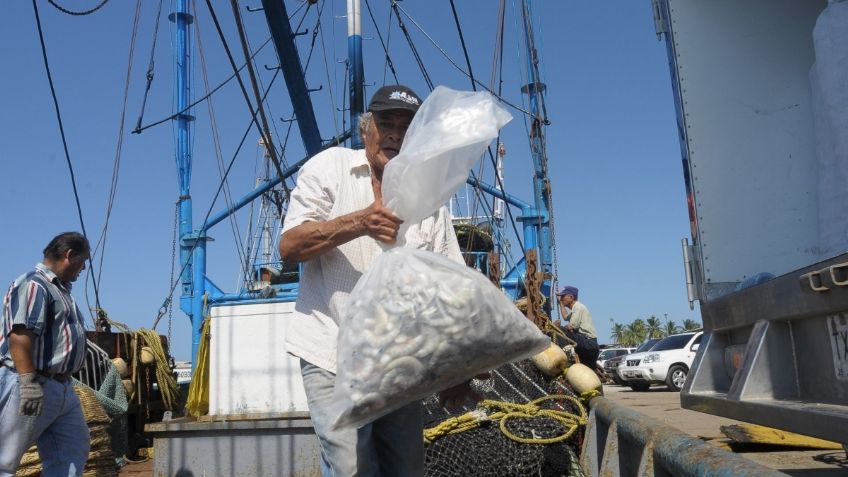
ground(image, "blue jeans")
xmin=0 ymin=366 xmax=90 ymax=477
xmin=300 ymin=360 xmax=424 ymax=477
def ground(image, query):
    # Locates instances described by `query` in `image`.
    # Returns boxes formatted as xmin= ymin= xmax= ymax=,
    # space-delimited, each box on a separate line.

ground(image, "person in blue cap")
xmin=557 ymin=285 xmax=600 ymax=371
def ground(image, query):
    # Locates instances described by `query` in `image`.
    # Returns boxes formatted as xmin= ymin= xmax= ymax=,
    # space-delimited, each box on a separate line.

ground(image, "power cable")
xmin=31 ymin=0 xmax=102 ymax=326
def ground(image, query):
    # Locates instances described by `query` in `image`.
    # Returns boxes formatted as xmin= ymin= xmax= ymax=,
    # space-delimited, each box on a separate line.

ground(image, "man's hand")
xmin=18 ymin=373 xmax=43 ymax=417
xmin=359 ymin=200 xmax=402 ymax=244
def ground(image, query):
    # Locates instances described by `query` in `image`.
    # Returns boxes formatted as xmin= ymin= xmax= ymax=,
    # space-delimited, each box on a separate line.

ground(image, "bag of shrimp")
xmin=329 ymin=247 xmax=550 ymax=429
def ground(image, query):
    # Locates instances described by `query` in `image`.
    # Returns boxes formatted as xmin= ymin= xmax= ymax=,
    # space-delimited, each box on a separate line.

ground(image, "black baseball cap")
xmin=367 ymin=85 xmax=422 ymax=113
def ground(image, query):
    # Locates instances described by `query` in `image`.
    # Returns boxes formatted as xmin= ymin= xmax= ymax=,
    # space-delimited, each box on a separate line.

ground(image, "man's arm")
xmin=8 ymin=326 xmax=36 ymax=373
xmin=279 ymin=199 xmax=401 ymax=263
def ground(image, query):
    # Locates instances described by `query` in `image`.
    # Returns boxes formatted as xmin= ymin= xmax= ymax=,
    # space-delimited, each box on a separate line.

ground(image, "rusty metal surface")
xmin=581 ymin=396 xmax=788 ymax=477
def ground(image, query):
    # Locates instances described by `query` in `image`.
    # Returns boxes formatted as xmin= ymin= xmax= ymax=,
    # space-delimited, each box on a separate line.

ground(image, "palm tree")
xmin=610 ymin=322 xmax=626 ymax=344
xmin=624 ymin=319 xmax=648 ymax=346
xmin=663 ymin=320 xmax=680 ymax=336
xmin=682 ymin=318 xmax=701 ymax=331
xmin=645 ymin=315 xmax=663 ymax=339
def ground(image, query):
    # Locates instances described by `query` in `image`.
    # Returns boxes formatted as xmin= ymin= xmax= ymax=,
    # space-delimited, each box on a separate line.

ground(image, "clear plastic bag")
xmin=382 ymin=86 xmax=512 ymax=225
xmin=330 ymin=248 xmax=550 ymax=429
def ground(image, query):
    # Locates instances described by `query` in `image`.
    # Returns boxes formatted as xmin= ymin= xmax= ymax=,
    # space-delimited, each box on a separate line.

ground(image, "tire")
xmin=629 ymin=382 xmax=650 ymax=392
xmin=666 ymin=365 xmax=688 ymax=391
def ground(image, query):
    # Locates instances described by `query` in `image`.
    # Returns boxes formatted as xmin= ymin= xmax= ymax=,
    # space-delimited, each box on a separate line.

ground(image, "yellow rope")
xmin=134 ymin=328 xmax=181 ymax=410
xmin=186 ymin=315 xmax=211 ymax=417
xmin=424 ymin=394 xmax=588 ymax=445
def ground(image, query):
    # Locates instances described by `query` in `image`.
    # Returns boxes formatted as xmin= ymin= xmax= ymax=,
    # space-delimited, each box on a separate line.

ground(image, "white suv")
xmin=616 ymin=331 xmax=703 ymax=392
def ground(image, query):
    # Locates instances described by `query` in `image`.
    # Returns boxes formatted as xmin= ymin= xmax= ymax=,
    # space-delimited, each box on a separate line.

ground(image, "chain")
xmin=47 ymin=0 xmax=110 ymax=16
xmin=145 ymin=366 xmax=151 ymax=420
xmin=168 ymin=200 xmax=178 ymax=355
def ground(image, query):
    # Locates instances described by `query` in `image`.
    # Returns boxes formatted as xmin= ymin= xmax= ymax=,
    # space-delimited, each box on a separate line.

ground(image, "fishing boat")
xmin=13 ymin=0 xmax=587 ymax=475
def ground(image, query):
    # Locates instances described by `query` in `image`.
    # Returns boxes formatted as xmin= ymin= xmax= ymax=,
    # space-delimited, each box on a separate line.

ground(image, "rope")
xmin=47 ymin=0 xmax=109 ymax=16
xmin=424 ymin=394 xmax=587 ymax=445
xmin=134 ymin=328 xmax=181 ymax=410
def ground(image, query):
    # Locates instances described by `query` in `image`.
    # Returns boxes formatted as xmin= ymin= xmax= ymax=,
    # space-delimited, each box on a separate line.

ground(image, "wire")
xmin=152 ymin=70 xmax=281 ymax=328
xmin=194 ymin=1 xmax=250 ymax=284
xmin=91 ymin=0 xmax=144 ymax=308
xmin=363 ymin=0 xmax=398 ymax=84
xmin=134 ymin=0 xmax=165 ymax=133
xmin=133 ymin=36 xmax=273 ymax=134
xmin=391 ymin=2 xmax=433 ymax=90
xmin=31 ymin=0 xmax=102 ymax=327
xmin=393 ymin=3 xmax=533 ymax=118
xmin=228 ymin=0 xmax=286 ymax=190
xmin=47 ymin=0 xmax=109 ymax=16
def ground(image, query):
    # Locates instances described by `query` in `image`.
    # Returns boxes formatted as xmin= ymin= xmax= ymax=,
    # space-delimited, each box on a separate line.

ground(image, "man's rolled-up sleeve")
xmin=281 ymin=157 xmax=336 ymax=235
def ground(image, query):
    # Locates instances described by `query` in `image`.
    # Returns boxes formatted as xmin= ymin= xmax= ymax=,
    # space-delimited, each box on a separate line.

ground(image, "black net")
xmin=423 ymin=359 xmax=587 ymax=477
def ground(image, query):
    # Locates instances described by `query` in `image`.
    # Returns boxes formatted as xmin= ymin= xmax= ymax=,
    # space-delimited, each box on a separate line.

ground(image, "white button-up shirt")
xmin=281 ymin=147 xmax=463 ymax=373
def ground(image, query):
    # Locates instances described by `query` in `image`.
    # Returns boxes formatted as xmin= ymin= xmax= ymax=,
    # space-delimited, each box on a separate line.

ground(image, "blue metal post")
xmin=169 ymin=0 xmax=203 ymax=364
xmin=190 ymin=234 xmax=206 ymax=365
xmin=519 ymin=0 xmax=552 ymax=272
xmin=347 ymin=0 xmax=365 ymax=149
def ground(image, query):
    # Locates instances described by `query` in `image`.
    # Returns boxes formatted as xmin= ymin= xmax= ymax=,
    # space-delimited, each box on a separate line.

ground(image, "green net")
xmin=94 ymin=364 xmax=129 ymax=465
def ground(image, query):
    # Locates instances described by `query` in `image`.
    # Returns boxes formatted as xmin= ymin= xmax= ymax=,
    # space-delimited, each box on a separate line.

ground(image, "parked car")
xmin=605 ymin=339 xmax=660 ymax=386
xmin=616 ymin=331 xmax=703 ymax=392
xmin=596 ymin=347 xmax=636 ymax=370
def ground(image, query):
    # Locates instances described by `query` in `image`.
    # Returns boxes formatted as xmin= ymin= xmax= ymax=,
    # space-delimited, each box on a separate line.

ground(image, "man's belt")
xmin=37 ymin=369 xmax=72 ymax=382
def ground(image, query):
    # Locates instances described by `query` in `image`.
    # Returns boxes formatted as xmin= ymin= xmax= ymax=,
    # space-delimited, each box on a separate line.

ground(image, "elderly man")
xmin=279 ymin=84 xmax=477 ymax=477
xmin=0 ymin=232 xmax=91 ymax=477
xmin=557 ymin=285 xmax=600 ymax=371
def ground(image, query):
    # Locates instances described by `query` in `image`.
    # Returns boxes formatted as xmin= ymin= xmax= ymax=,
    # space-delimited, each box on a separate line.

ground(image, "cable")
xmin=363 ymin=0 xmax=398 ymax=84
xmin=194 ymin=2 xmax=251 ymax=284
xmin=228 ymin=0 xmax=286 ymax=190
xmin=133 ymin=36 xmax=273 ymax=134
xmin=152 ymin=70 xmax=281 ymax=329
xmin=31 ymin=0 xmax=102 ymax=327
xmin=393 ymin=3 xmax=533 ymax=118
xmin=47 ymin=0 xmax=109 ymax=16
xmin=391 ymin=2 xmax=433 ymax=90
xmin=90 ymin=0 xmax=144 ymax=313
xmin=134 ymin=0 xmax=165 ymax=133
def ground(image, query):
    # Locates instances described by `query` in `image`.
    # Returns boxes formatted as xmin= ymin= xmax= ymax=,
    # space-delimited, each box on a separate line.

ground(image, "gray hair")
xmin=358 ymin=111 xmax=373 ymax=137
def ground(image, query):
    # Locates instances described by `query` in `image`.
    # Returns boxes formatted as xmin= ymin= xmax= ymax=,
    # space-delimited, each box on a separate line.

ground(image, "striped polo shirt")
xmin=0 ymin=263 xmax=87 ymax=374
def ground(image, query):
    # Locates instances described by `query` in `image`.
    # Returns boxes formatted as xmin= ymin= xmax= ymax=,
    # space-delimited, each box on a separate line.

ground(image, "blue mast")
xmin=170 ymin=0 xmax=204 ymax=366
xmin=519 ymin=0 xmax=552 ymax=284
xmin=347 ymin=0 xmax=364 ymax=149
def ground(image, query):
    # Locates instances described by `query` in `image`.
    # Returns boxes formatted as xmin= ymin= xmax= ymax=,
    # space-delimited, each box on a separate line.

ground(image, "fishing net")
xmin=423 ymin=358 xmax=588 ymax=477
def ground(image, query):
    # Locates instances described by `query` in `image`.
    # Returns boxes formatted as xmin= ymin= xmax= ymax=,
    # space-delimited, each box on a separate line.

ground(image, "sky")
xmin=0 ymin=0 xmax=700 ymax=361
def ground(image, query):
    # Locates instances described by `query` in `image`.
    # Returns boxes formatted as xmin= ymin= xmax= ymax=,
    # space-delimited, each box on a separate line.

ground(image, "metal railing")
xmin=73 ymin=339 xmax=112 ymax=390
xmin=580 ymin=397 xmax=786 ymax=476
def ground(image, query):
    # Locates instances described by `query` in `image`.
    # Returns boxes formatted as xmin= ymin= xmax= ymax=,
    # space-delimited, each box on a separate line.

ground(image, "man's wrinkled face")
xmin=363 ymin=109 xmax=415 ymax=177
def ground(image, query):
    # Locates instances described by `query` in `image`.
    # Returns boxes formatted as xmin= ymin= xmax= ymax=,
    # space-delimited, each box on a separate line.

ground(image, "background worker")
xmin=279 ymin=84 xmax=480 ymax=477
xmin=0 ymin=232 xmax=91 ymax=477
xmin=557 ymin=285 xmax=600 ymax=371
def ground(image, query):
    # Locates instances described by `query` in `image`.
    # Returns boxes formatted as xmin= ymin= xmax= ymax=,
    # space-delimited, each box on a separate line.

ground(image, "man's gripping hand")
xmin=18 ymin=373 xmax=44 ymax=417
xmin=359 ymin=200 xmax=403 ymax=244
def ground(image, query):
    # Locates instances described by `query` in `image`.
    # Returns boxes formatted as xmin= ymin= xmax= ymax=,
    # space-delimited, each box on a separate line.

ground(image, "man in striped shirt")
xmin=0 ymin=232 xmax=90 ymax=477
